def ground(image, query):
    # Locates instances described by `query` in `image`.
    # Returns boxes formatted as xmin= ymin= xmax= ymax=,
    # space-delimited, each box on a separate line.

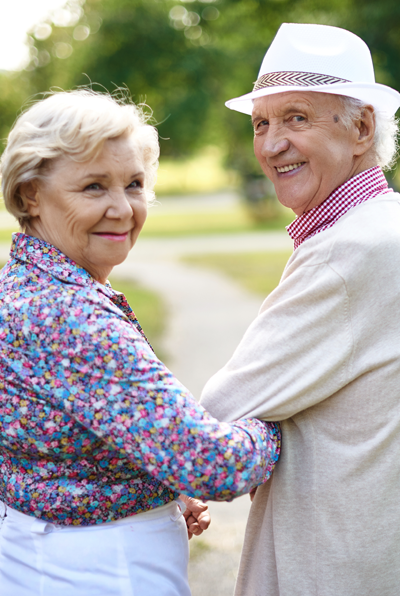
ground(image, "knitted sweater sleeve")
xmin=200 ymin=256 xmax=353 ymax=422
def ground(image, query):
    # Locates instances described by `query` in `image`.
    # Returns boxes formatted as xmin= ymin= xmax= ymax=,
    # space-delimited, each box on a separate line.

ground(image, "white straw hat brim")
xmin=226 ymin=81 xmax=400 ymax=118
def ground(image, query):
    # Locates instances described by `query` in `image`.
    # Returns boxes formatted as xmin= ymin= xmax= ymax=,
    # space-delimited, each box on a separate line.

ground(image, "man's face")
xmin=252 ymin=91 xmax=361 ymax=215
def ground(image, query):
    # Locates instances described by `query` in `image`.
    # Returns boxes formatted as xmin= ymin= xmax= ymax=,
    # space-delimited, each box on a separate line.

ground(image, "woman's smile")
xmin=92 ymin=231 xmax=130 ymax=242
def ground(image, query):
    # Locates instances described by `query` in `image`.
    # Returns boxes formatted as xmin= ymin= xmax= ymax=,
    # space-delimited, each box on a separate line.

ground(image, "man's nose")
xmin=259 ymin=126 xmax=290 ymax=157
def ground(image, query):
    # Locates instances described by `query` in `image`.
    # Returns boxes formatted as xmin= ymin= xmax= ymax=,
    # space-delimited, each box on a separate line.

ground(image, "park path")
xmin=113 ymin=231 xmax=292 ymax=398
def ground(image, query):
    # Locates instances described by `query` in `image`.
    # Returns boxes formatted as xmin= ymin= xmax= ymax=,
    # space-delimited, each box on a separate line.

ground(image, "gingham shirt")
xmin=286 ymin=166 xmax=392 ymax=249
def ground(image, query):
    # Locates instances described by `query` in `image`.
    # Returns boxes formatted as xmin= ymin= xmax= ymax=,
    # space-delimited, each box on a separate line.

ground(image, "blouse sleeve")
xmin=15 ymin=290 xmax=280 ymax=501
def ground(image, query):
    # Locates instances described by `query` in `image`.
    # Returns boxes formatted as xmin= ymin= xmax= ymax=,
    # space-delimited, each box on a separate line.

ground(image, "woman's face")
xmin=24 ymin=134 xmax=148 ymax=284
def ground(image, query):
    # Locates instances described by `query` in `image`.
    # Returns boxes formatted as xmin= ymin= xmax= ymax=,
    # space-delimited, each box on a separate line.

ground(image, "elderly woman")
xmin=0 ymin=90 xmax=280 ymax=596
xmin=201 ymin=23 xmax=400 ymax=596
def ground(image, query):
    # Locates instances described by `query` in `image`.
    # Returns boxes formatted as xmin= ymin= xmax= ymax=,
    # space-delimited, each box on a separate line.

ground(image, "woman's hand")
xmin=179 ymin=494 xmax=211 ymax=540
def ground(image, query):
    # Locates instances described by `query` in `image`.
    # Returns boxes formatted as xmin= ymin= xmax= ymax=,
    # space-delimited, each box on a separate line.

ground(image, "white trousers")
xmin=0 ymin=501 xmax=191 ymax=596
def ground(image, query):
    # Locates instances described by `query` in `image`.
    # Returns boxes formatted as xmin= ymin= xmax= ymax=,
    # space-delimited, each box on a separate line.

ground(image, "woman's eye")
xmin=128 ymin=180 xmax=143 ymax=189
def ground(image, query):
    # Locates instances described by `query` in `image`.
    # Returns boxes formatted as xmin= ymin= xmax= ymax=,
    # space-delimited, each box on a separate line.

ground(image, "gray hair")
xmin=338 ymin=96 xmax=398 ymax=169
xmin=0 ymin=89 xmax=160 ymax=228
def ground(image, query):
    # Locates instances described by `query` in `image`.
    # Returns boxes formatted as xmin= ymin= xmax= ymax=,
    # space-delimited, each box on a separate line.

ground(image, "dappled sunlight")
xmin=155 ymin=147 xmax=239 ymax=196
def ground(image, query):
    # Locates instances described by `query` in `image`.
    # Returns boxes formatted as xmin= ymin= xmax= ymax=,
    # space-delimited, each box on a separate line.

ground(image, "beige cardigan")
xmin=201 ymin=193 xmax=400 ymax=596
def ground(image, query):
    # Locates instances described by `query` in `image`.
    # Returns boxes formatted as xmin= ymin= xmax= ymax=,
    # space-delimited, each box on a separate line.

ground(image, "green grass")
xmin=183 ymin=251 xmax=293 ymax=297
xmin=142 ymin=206 xmax=292 ymax=237
xmin=109 ymin=276 xmax=167 ymax=358
xmin=0 ymin=209 xmax=292 ymax=243
xmin=189 ymin=538 xmax=212 ymax=561
xmin=0 ymin=210 xmax=292 ymax=242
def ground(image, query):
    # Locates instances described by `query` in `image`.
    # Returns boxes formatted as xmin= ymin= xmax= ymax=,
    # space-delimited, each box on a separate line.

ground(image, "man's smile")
xmin=276 ymin=162 xmax=305 ymax=173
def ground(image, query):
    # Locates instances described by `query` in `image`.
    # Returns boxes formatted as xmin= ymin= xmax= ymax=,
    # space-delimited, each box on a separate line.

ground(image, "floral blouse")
xmin=0 ymin=233 xmax=280 ymax=526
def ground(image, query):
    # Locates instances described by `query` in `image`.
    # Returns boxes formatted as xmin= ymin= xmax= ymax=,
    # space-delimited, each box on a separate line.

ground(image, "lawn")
xmin=142 ymin=205 xmax=292 ymax=237
xmin=109 ymin=276 xmax=166 ymax=358
xmin=183 ymin=251 xmax=293 ymax=297
xmin=0 ymin=208 xmax=293 ymax=244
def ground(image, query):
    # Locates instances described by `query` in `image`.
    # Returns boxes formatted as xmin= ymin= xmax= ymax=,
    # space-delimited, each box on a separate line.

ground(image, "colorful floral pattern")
xmin=0 ymin=233 xmax=280 ymax=526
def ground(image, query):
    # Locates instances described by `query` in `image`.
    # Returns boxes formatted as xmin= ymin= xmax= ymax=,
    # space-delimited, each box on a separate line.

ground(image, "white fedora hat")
xmin=226 ymin=23 xmax=400 ymax=117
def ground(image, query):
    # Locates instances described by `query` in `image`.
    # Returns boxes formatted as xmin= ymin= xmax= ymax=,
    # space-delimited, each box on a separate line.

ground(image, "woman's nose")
xmin=106 ymin=189 xmax=133 ymax=219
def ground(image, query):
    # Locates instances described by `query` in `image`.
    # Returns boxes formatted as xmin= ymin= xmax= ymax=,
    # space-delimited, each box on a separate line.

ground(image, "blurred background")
xmin=1 ymin=0 xmax=399 ymax=202
xmin=0 ymin=1 xmax=399 ymax=594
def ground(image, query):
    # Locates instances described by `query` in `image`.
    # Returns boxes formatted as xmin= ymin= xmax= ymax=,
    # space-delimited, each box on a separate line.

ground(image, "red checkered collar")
xmin=286 ymin=166 xmax=392 ymax=249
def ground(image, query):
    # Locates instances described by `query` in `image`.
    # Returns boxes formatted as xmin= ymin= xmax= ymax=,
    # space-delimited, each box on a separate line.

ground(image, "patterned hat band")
xmin=253 ymin=71 xmax=350 ymax=91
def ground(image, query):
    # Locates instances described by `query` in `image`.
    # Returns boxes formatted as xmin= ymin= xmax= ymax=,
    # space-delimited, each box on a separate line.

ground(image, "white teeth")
xmin=276 ymin=162 xmax=303 ymax=173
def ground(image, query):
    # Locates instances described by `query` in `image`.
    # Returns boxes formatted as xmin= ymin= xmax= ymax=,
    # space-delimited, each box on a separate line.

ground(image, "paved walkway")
xmin=113 ymin=231 xmax=292 ymax=397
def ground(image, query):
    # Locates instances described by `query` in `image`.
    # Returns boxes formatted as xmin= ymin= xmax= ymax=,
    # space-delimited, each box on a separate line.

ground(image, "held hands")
xmin=250 ymin=487 xmax=258 ymax=501
xmin=179 ymin=494 xmax=211 ymax=540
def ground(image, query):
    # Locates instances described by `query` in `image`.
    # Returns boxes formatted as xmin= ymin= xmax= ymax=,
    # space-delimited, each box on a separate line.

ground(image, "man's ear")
xmin=353 ymin=105 xmax=375 ymax=157
xmin=19 ymin=180 xmax=41 ymax=217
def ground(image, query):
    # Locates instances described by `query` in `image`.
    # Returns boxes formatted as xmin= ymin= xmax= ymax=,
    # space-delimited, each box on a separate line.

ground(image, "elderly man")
xmin=201 ymin=23 xmax=400 ymax=596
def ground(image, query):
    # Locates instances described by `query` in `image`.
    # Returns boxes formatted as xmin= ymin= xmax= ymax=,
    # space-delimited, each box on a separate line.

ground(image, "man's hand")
xmin=250 ymin=487 xmax=258 ymax=501
xmin=179 ymin=494 xmax=211 ymax=540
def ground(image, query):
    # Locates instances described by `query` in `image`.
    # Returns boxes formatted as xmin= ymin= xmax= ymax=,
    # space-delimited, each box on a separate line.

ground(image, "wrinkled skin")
xmin=252 ymin=91 xmax=377 ymax=215
xmin=21 ymin=134 xmax=148 ymax=285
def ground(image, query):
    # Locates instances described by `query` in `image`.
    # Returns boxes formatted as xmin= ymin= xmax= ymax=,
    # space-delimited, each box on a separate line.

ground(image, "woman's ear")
xmin=353 ymin=105 xmax=375 ymax=157
xmin=19 ymin=181 xmax=41 ymax=217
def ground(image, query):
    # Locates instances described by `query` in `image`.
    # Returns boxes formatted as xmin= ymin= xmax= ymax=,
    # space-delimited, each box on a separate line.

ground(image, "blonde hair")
xmin=0 ymin=89 xmax=160 ymax=227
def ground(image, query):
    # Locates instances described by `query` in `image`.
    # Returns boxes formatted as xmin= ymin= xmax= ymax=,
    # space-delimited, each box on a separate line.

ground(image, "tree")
xmin=0 ymin=72 xmax=29 ymax=149
xmin=1 ymin=0 xmax=398 ymax=177
xmin=10 ymin=0 xmax=353 ymax=158
xmin=22 ymin=0 xmax=226 ymax=157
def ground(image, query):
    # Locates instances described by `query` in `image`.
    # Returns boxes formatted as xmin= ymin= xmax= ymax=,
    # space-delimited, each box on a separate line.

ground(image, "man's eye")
xmin=85 ymin=183 xmax=102 ymax=191
xmin=292 ymin=115 xmax=305 ymax=122
xmin=254 ymin=120 xmax=269 ymax=131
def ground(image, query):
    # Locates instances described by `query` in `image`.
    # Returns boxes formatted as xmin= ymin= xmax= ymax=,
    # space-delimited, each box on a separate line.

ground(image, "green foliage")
xmin=0 ymin=0 xmax=398 ymax=176
xmin=347 ymin=0 xmax=400 ymax=89
xmin=79 ymin=2 xmax=219 ymax=156
xmin=0 ymin=72 xmax=29 ymax=150
xmin=21 ymin=0 xmax=225 ymax=157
